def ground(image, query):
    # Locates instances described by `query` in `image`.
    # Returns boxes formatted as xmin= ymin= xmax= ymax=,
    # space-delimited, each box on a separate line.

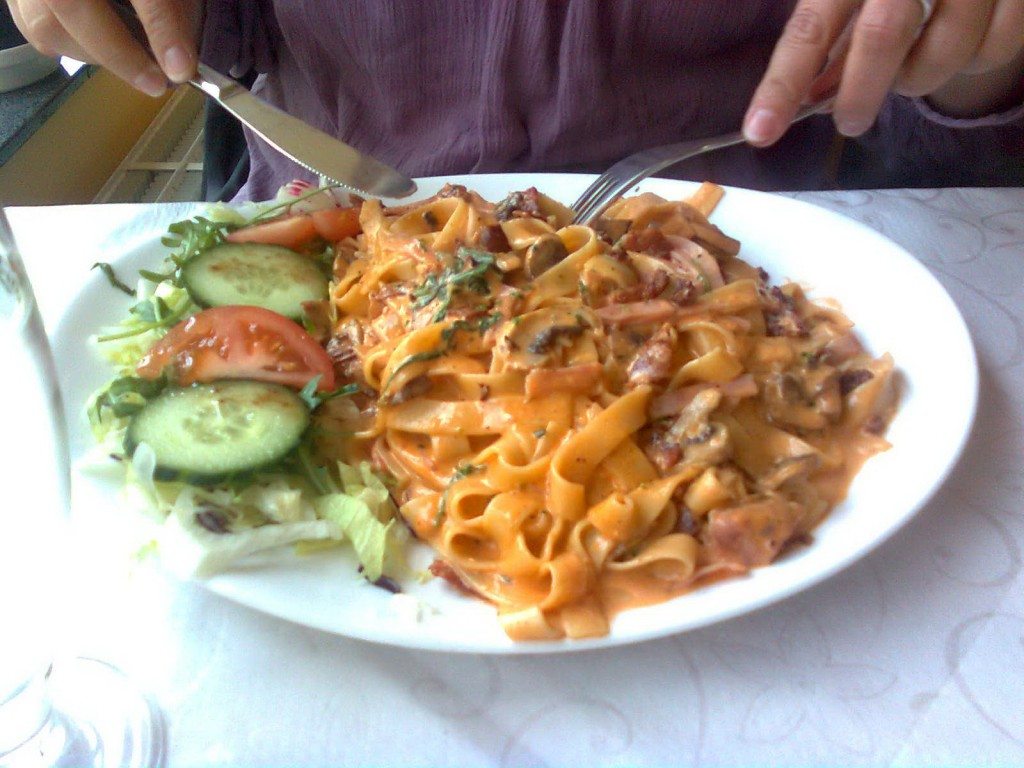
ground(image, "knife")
xmin=189 ymin=63 xmax=417 ymax=199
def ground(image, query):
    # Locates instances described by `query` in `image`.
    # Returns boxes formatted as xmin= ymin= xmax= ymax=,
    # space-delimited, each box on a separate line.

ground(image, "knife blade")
xmin=191 ymin=64 xmax=417 ymax=199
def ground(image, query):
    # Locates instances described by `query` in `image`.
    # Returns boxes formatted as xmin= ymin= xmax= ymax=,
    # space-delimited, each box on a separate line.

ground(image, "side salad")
xmin=87 ymin=182 xmax=408 ymax=584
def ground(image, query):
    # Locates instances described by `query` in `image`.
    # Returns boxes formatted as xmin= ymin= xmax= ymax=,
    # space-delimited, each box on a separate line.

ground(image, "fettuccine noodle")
xmin=315 ymin=182 xmax=896 ymax=640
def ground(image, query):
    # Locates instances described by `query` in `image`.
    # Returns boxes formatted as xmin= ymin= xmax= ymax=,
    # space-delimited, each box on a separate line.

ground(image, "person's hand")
xmin=5 ymin=0 xmax=203 ymax=97
xmin=744 ymin=0 xmax=1024 ymax=146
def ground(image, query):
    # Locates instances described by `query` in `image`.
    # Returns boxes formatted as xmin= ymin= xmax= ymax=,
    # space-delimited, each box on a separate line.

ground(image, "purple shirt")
xmin=201 ymin=0 xmax=1024 ymax=201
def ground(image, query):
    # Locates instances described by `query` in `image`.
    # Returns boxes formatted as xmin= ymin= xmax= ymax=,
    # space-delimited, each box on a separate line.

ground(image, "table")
xmin=7 ymin=187 xmax=1024 ymax=767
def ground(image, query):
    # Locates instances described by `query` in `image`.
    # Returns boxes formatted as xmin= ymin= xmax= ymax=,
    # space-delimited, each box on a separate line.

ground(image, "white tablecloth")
xmin=8 ymin=187 xmax=1024 ymax=767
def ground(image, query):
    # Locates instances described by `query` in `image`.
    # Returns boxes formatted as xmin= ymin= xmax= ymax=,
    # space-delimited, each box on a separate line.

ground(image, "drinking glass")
xmin=0 ymin=210 xmax=166 ymax=768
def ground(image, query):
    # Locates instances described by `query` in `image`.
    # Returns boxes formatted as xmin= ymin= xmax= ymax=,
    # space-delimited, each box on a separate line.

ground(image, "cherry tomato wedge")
xmin=137 ymin=306 xmax=337 ymax=391
xmin=310 ymin=207 xmax=362 ymax=241
xmin=225 ymin=215 xmax=318 ymax=250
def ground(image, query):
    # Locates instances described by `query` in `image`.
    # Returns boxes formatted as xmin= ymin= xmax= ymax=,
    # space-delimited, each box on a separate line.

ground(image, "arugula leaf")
xmin=298 ymin=377 xmax=360 ymax=410
xmin=97 ymin=293 xmax=192 ymax=342
xmin=92 ymin=262 xmax=135 ymax=296
xmin=386 ymin=313 xmax=503 ymax=390
xmin=384 ymin=349 xmax=445 ymax=389
xmin=160 ymin=215 xmax=231 ymax=284
xmin=91 ymin=374 xmax=168 ymax=422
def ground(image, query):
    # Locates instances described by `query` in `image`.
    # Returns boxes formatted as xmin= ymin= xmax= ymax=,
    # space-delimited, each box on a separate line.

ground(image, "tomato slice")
xmin=310 ymin=206 xmax=362 ymax=241
xmin=137 ymin=306 xmax=337 ymax=391
xmin=225 ymin=215 xmax=318 ymax=250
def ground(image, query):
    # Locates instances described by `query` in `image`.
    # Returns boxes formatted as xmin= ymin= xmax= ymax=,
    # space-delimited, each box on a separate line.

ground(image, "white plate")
xmin=0 ymin=43 xmax=59 ymax=93
xmin=52 ymin=174 xmax=977 ymax=653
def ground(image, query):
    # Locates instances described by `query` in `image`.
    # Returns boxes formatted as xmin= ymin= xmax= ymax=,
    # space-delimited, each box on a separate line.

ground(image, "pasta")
xmin=314 ymin=182 xmax=897 ymax=640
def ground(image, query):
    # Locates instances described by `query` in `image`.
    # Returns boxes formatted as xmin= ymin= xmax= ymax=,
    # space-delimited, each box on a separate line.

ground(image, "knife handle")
xmin=110 ymin=2 xmax=240 ymax=101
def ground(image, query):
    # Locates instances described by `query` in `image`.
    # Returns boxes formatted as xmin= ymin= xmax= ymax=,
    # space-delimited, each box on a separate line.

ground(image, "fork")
xmin=570 ymin=98 xmax=835 ymax=225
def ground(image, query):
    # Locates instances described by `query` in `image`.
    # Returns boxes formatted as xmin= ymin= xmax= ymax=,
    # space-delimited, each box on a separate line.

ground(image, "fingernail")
xmin=134 ymin=68 xmax=168 ymax=98
xmin=836 ymin=118 xmax=869 ymax=137
xmin=162 ymin=45 xmax=193 ymax=83
xmin=744 ymin=109 xmax=781 ymax=146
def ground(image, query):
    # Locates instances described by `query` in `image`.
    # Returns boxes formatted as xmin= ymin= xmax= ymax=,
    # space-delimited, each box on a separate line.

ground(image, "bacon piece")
xmin=607 ymin=270 xmax=670 ymax=304
xmin=626 ymin=324 xmax=676 ymax=386
xmin=838 ymin=368 xmax=873 ymax=396
xmin=325 ymin=321 xmax=365 ymax=385
xmin=382 ymin=183 xmax=473 ymax=216
xmin=597 ymin=299 xmax=677 ymax=327
xmin=495 ymin=187 xmax=544 ymax=221
xmin=719 ymin=373 xmax=758 ymax=399
xmin=641 ymin=431 xmax=682 ymax=473
xmin=763 ymin=286 xmax=807 ymax=338
xmin=478 ymin=224 xmax=511 ymax=253
xmin=650 ymin=384 xmax=708 ymax=420
xmin=649 ymin=374 xmax=758 ymax=420
xmin=707 ymin=500 xmax=799 ymax=568
xmin=822 ymin=332 xmax=864 ymax=364
xmin=525 ymin=362 xmax=603 ymax=399
xmin=618 ymin=228 xmax=673 ymax=257
xmin=665 ymin=236 xmax=725 ymax=290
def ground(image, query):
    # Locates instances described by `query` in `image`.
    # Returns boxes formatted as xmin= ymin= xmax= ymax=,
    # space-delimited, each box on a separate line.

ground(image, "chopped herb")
xmin=440 ymin=313 xmax=502 ymax=345
xmin=434 ymin=463 xmax=485 ymax=525
xmin=92 ymin=262 xmax=135 ymax=296
xmin=411 ymin=247 xmax=497 ymax=322
xmin=800 ymin=350 xmax=821 ymax=368
xmin=453 ymin=463 xmax=483 ymax=479
xmin=533 ymin=428 xmax=547 ymax=438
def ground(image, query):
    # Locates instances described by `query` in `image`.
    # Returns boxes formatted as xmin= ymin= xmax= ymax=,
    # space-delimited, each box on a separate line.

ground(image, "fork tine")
xmin=571 ymin=175 xmax=614 ymax=214
xmin=574 ymin=174 xmax=634 ymax=224
xmin=572 ymin=176 xmax=621 ymax=224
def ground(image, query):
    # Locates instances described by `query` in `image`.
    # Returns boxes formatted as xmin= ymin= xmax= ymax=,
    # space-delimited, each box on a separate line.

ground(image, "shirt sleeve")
xmin=840 ymin=92 xmax=1024 ymax=188
xmin=200 ymin=0 xmax=281 ymax=78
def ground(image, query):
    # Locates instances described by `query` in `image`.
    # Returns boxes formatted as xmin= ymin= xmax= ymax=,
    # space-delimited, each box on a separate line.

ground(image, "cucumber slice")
xmin=182 ymin=243 xmax=329 ymax=319
xmin=125 ymin=380 xmax=310 ymax=483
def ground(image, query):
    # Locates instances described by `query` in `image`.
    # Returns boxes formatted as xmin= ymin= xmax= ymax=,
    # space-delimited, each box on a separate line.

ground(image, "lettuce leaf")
xmin=314 ymin=461 xmax=407 ymax=581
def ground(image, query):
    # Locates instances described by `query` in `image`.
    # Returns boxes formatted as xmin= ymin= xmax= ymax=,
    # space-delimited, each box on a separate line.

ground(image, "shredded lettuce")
xmin=314 ymin=462 xmax=407 ymax=581
xmin=160 ymin=486 xmax=343 ymax=578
